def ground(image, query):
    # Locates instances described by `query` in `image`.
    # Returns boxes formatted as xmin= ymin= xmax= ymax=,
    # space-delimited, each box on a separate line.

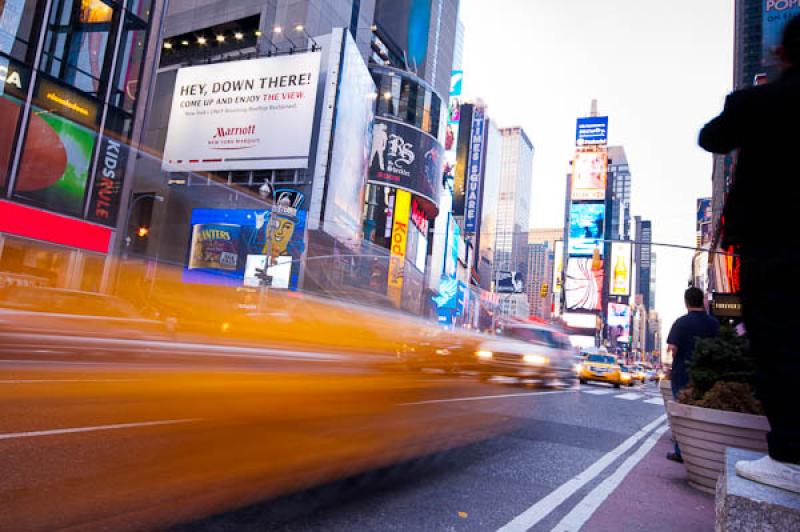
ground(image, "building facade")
xmin=607 ymin=145 xmax=631 ymax=242
xmin=0 ymin=0 xmax=165 ymax=291
xmin=525 ymin=241 xmax=552 ymax=320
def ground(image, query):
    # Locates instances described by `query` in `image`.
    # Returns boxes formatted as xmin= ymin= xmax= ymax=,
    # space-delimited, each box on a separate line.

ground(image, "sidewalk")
xmin=583 ymin=428 xmax=715 ymax=532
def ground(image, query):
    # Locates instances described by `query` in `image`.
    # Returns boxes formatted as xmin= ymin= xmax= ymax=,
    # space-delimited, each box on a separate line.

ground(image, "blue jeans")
xmin=671 ymin=380 xmax=685 ymax=458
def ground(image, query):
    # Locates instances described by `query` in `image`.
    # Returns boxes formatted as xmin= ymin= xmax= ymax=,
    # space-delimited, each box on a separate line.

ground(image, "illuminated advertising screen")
xmin=576 ymin=116 xmax=608 ymax=146
xmin=163 ymin=52 xmax=322 ymax=172
xmin=184 ymin=205 xmax=306 ymax=289
xmin=607 ymin=303 xmax=631 ymax=344
xmin=387 ymin=189 xmax=411 ymax=306
xmin=568 ymin=202 xmax=605 ymax=256
xmin=609 ymin=241 xmax=632 ymax=296
xmin=571 ymin=149 xmax=608 ymax=201
xmin=369 ymin=117 xmax=442 ymax=206
xmin=464 ymin=106 xmax=485 ymax=233
xmin=0 ymin=55 xmax=29 ymax=190
xmin=696 ymin=197 xmax=712 ymax=247
xmin=565 ymin=257 xmax=604 ymax=312
xmin=763 ymin=1 xmax=800 ymax=67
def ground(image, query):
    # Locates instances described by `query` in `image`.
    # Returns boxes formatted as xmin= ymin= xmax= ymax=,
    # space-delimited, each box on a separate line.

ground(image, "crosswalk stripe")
xmin=614 ymin=392 xmax=643 ymax=400
xmin=582 ymin=389 xmax=615 ymax=395
xmin=644 ymin=397 xmax=664 ymax=405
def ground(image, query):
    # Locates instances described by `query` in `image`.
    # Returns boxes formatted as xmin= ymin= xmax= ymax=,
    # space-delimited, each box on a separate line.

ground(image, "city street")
xmin=180 ymin=380 xmax=671 ymax=531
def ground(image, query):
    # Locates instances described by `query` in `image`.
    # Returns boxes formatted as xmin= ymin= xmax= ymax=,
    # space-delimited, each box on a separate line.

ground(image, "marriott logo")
xmin=213 ymin=125 xmax=256 ymax=138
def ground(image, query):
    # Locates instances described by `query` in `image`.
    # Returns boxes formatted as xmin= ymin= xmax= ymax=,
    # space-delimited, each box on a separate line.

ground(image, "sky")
xmin=459 ymin=0 xmax=734 ymax=346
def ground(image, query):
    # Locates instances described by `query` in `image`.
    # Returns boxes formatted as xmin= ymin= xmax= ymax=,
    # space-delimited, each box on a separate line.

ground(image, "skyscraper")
xmin=634 ymin=217 xmax=653 ymax=311
xmin=494 ymin=127 xmax=533 ymax=277
xmin=734 ymin=0 xmax=764 ymax=90
xmin=526 ymin=242 xmax=553 ymax=319
xmin=607 ymin=146 xmax=631 ymax=242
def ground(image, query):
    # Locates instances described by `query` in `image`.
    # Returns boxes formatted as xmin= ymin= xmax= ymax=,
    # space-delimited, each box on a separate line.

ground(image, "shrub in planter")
xmin=677 ymin=325 xmax=764 ymax=414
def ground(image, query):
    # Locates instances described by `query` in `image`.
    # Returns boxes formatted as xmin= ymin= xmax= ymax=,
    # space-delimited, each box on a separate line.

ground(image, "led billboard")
xmin=568 ymin=203 xmax=605 ymax=257
xmin=609 ymin=241 xmax=632 ymax=296
xmin=576 ymin=116 xmax=609 ymax=146
xmin=571 ymin=150 xmax=608 ymax=201
xmin=607 ymin=303 xmax=631 ymax=344
xmin=696 ymin=197 xmax=712 ymax=248
xmin=565 ymin=257 xmax=604 ymax=312
xmin=763 ymin=1 xmax=800 ymax=67
xmin=552 ymin=240 xmax=564 ymax=316
xmin=464 ymin=106 xmax=485 ymax=233
xmin=162 ymin=52 xmax=321 ymax=172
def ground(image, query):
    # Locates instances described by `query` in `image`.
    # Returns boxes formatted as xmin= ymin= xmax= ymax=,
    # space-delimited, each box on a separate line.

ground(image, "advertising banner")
xmin=568 ymin=202 xmax=606 ymax=256
xmin=576 ymin=116 xmax=609 ymax=146
xmin=388 ymin=189 xmax=411 ymax=306
xmin=696 ymin=197 xmax=712 ymax=248
xmin=763 ymin=1 xmax=800 ymax=67
xmin=552 ymin=240 xmax=564 ymax=316
xmin=607 ymin=303 xmax=631 ymax=344
xmin=609 ymin=241 xmax=632 ymax=296
xmin=369 ymin=117 xmax=442 ymax=206
xmin=87 ymin=134 xmax=128 ymax=225
xmin=324 ymin=33 xmax=375 ymax=243
xmin=496 ymin=271 xmax=524 ymax=294
xmin=184 ymin=203 xmax=307 ymax=289
xmin=163 ymin=52 xmax=321 ymax=172
xmin=571 ymin=149 xmax=608 ymax=201
xmin=565 ymin=257 xmax=604 ymax=312
xmin=464 ymin=106 xmax=485 ymax=234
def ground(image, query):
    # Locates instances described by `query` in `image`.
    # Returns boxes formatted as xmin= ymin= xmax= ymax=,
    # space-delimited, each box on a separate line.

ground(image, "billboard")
xmin=496 ymin=271 xmax=524 ymax=294
xmin=184 ymin=203 xmax=307 ymax=289
xmin=609 ymin=241 xmax=632 ymax=296
xmin=552 ymin=240 xmax=564 ymax=316
xmin=571 ymin=149 xmax=608 ymax=201
xmin=763 ymin=1 xmax=800 ymax=67
xmin=369 ymin=117 xmax=442 ymax=206
xmin=464 ymin=106 xmax=485 ymax=233
xmin=565 ymin=257 xmax=604 ymax=312
xmin=568 ymin=202 xmax=606 ymax=256
xmin=576 ymin=116 xmax=609 ymax=146
xmin=162 ymin=52 xmax=321 ymax=172
xmin=696 ymin=197 xmax=712 ymax=248
xmin=607 ymin=303 xmax=631 ymax=344
xmin=323 ymin=33 xmax=375 ymax=243
xmin=388 ymin=189 xmax=411 ymax=306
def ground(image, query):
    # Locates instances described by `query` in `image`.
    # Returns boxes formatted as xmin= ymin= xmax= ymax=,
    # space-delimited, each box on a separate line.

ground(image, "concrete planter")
xmin=667 ymin=400 xmax=769 ymax=494
xmin=659 ymin=379 xmax=672 ymax=418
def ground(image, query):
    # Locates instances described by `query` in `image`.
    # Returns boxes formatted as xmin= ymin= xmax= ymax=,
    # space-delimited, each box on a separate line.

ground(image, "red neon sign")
xmin=0 ymin=201 xmax=112 ymax=253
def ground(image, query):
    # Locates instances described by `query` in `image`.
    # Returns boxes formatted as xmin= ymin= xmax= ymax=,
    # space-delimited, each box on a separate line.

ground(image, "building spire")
xmin=590 ymin=99 xmax=598 ymax=117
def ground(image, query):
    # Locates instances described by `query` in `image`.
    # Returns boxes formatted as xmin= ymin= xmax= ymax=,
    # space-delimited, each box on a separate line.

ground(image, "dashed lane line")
xmin=496 ymin=414 xmax=667 ymax=532
xmin=644 ymin=397 xmax=664 ymax=405
xmin=614 ymin=392 xmax=644 ymax=401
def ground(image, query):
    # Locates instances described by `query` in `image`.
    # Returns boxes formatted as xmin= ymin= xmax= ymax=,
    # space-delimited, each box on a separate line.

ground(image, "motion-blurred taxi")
xmin=632 ymin=364 xmax=647 ymax=384
xmin=577 ymin=353 xmax=623 ymax=388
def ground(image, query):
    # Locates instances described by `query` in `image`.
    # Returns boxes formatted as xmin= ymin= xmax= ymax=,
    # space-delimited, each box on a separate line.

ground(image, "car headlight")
xmin=574 ymin=363 xmax=583 ymax=373
xmin=523 ymin=354 xmax=549 ymax=366
xmin=622 ymin=373 xmax=631 ymax=380
xmin=476 ymin=350 xmax=493 ymax=360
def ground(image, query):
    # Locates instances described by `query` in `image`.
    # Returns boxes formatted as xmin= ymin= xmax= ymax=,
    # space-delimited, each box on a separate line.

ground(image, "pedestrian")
xmin=665 ymin=287 xmax=720 ymax=463
xmin=698 ymin=14 xmax=800 ymax=493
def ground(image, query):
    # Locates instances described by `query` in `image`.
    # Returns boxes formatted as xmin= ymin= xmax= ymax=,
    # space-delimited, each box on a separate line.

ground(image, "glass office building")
xmin=0 ymin=0 xmax=160 ymax=289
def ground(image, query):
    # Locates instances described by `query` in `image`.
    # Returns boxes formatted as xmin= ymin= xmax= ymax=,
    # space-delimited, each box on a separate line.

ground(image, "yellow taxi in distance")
xmin=632 ymin=364 xmax=647 ymax=383
xmin=578 ymin=354 xmax=623 ymax=388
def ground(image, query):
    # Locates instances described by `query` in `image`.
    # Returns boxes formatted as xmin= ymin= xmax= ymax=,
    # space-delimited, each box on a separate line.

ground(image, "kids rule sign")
xmin=162 ymin=52 xmax=321 ymax=172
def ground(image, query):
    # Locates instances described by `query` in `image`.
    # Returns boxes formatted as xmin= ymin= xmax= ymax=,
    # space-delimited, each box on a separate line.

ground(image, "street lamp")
xmin=124 ymin=193 xmax=164 ymax=250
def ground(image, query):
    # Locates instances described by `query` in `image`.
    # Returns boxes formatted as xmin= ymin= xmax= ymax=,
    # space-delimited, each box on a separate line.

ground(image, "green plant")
xmin=679 ymin=325 xmax=763 ymax=414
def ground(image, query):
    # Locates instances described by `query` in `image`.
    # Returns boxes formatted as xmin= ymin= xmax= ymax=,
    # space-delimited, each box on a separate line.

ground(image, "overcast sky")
xmin=460 ymin=0 xmax=734 ymax=343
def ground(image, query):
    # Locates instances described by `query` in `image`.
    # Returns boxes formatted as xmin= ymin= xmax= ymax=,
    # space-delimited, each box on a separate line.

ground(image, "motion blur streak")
xmin=0 ymin=243 xmax=510 ymax=531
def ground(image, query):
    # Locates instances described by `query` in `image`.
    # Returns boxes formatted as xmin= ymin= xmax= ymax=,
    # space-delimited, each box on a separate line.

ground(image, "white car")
xmin=474 ymin=323 xmax=577 ymax=383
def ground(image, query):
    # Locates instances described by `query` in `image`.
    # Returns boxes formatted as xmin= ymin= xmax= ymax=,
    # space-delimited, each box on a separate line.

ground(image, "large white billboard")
xmin=162 ymin=52 xmax=322 ymax=172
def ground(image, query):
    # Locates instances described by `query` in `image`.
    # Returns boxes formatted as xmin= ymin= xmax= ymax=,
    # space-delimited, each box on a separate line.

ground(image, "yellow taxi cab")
xmin=632 ymin=364 xmax=647 ymax=384
xmin=578 ymin=353 xmax=624 ymax=388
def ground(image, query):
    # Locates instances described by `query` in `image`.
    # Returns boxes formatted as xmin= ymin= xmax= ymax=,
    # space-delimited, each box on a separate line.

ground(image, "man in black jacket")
xmin=699 ymin=15 xmax=800 ymax=493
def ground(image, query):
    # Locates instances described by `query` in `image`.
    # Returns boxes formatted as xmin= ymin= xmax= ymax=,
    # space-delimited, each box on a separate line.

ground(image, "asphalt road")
xmin=177 ymin=379 xmax=668 ymax=532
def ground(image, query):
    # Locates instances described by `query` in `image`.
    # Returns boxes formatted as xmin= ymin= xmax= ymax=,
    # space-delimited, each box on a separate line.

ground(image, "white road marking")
xmin=581 ymin=389 xmax=615 ymax=396
xmin=496 ymin=414 xmax=666 ymax=532
xmin=644 ymin=397 xmax=664 ymax=405
xmin=0 ymin=418 xmax=198 ymax=441
xmin=614 ymin=392 xmax=643 ymax=401
xmin=550 ymin=424 xmax=669 ymax=532
xmin=0 ymin=379 xmax=139 ymax=384
xmin=402 ymin=389 xmax=575 ymax=406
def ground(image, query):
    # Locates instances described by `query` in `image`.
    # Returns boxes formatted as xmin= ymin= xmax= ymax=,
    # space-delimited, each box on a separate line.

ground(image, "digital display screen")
xmin=568 ymin=202 xmax=606 ymax=257
xmin=571 ymin=150 xmax=608 ymax=201
xmin=565 ymin=257 xmax=604 ymax=312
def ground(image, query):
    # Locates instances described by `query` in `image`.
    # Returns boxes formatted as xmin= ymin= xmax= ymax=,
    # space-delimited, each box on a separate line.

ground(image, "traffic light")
xmin=136 ymin=226 xmax=150 ymax=238
xmin=540 ymin=283 xmax=549 ymax=298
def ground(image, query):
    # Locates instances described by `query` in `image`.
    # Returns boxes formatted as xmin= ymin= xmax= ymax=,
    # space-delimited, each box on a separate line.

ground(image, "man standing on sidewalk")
xmin=665 ymin=287 xmax=720 ymax=463
xmin=699 ymin=15 xmax=800 ymax=493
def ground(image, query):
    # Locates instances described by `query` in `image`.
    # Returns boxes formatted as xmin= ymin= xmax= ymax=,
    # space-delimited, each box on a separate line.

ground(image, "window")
xmin=110 ymin=14 xmax=148 ymax=112
xmin=0 ymin=0 xmax=48 ymax=64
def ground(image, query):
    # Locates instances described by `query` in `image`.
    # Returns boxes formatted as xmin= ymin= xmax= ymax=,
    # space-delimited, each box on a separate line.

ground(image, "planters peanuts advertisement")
xmin=184 ymin=195 xmax=306 ymax=289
